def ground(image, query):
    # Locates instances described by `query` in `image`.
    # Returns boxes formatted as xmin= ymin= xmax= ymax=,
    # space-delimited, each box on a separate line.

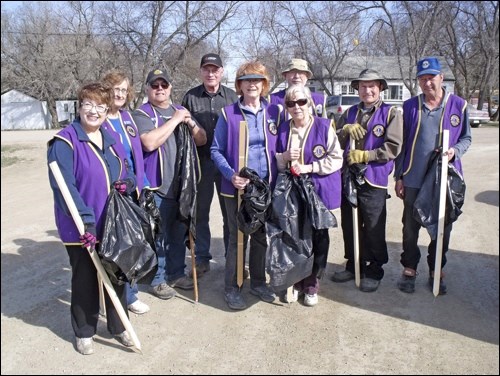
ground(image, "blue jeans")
xmin=195 ymin=157 xmax=229 ymax=263
xmin=126 ymin=283 xmax=138 ymax=305
xmin=150 ymin=195 xmax=188 ymax=287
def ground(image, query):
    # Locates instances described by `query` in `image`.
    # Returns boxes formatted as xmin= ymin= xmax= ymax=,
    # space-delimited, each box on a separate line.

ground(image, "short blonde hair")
xmin=234 ymin=61 xmax=270 ymax=97
xmin=102 ymin=70 xmax=135 ymax=107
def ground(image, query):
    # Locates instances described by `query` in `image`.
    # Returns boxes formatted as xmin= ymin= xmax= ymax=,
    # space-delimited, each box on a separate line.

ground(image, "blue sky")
xmin=1 ymin=1 xmax=24 ymax=12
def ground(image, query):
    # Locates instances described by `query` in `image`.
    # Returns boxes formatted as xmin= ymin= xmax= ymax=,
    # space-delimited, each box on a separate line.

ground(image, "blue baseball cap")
xmin=416 ymin=57 xmax=442 ymax=77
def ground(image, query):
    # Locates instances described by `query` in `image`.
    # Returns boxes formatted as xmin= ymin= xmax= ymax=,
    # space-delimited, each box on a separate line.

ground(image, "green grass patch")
xmin=1 ymin=145 xmax=30 ymax=167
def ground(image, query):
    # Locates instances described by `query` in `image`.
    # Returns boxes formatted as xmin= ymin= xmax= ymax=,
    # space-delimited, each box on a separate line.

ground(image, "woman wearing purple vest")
xmin=47 ymin=82 xmax=137 ymax=355
xmin=331 ymin=69 xmax=403 ymax=293
xmin=394 ymin=57 xmax=471 ymax=295
xmin=101 ymin=70 xmax=152 ymax=316
xmin=211 ymin=61 xmax=281 ymax=310
xmin=275 ymin=85 xmax=343 ymax=306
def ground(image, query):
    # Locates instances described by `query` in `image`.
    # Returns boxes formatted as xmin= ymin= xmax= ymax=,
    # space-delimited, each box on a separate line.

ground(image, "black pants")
xmin=401 ymin=187 xmax=451 ymax=272
xmin=66 ymin=245 xmax=127 ymax=338
xmin=340 ymin=183 xmax=388 ymax=280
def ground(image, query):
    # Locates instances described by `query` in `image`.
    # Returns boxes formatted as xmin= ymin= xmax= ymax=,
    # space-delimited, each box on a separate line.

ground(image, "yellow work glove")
xmin=343 ymin=123 xmax=366 ymax=141
xmin=347 ymin=150 xmax=369 ymax=165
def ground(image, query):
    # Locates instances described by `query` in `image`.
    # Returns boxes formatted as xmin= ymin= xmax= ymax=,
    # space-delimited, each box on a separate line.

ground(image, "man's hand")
xmin=343 ymin=123 xmax=366 ymax=141
xmin=347 ymin=150 xmax=368 ymax=165
xmin=395 ymin=179 xmax=405 ymax=199
xmin=79 ymin=223 xmax=97 ymax=251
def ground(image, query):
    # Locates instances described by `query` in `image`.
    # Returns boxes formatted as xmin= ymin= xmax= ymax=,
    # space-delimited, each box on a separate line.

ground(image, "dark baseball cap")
xmin=146 ymin=69 xmax=170 ymax=85
xmin=200 ymin=53 xmax=223 ymax=68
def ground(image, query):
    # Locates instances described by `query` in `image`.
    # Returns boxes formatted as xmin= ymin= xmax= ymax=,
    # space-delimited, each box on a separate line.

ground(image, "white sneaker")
xmin=76 ymin=337 xmax=94 ymax=355
xmin=128 ymin=300 xmax=150 ymax=315
xmin=285 ymin=287 xmax=299 ymax=303
xmin=304 ymin=293 xmax=318 ymax=307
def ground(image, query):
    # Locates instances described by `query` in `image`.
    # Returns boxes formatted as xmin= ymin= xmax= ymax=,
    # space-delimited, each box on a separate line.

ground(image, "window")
xmin=384 ymin=85 xmax=403 ymax=100
xmin=341 ymin=85 xmax=355 ymax=95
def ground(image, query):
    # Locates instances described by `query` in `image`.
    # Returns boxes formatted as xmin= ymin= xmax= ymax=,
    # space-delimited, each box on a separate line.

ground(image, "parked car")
xmin=468 ymin=104 xmax=490 ymax=128
xmin=326 ymin=95 xmax=359 ymax=122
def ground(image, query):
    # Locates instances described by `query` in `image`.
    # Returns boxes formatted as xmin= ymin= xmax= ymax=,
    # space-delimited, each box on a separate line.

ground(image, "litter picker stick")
xmin=433 ymin=130 xmax=449 ymax=297
xmin=189 ymin=231 xmax=199 ymax=302
xmin=49 ymin=161 xmax=142 ymax=353
xmin=236 ymin=121 xmax=247 ymax=288
xmin=286 ymin=133 xmax=301 ymax=302
xmin=98 ymin=274 xmax=106 ymax=317
xmin=350 ymin=139 xmax=361 ymax=288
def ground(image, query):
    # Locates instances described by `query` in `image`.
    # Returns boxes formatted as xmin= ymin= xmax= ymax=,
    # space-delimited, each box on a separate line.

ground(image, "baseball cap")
xmin=237 ymin=73 xmax=266 ymax=81
xmin=416 ymin=57 xmax=442 ymax=77
xmin=146 ymin=69 xmax=170 ymax=85
xmin=200 ymin=53 xmax=223 ymax=68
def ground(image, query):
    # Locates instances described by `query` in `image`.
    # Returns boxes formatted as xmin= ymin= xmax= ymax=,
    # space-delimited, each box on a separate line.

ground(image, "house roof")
xmin=317 ymin=56 xmax=455 ymax=81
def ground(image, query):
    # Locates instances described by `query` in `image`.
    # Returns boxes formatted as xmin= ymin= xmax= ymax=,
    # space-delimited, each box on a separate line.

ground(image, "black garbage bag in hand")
xmin=413 ymin=149 xmax=466 ymax=240
xmin=266 ymin=171 xmax=337 ymax=292
xmin=100 ymin=189 xmax=158 ymax=286
xmin=237 ymin=167 xmax=272 ymax=235
xmin=342 ymin=163 xmax=368 ymax=208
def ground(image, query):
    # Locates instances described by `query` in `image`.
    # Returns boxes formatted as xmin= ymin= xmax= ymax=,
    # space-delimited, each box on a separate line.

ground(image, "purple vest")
xmin=220 ymin=101 xmax=281 ymax=197
xmin=136 ymin=102 xmax=199 ymax=189
xmin=102 ymin=110 xmax=146 ymax=194
xmin=402 ymin=93 xmax=466 ymax=175
xmin=53 ymin=123 xmax=129 ymax=243
xmin=270 ymin=89 xmax=326 ymax=121
xmin=277 ymin=117 xmax=341 ymax=210
xmin=344 ymin=103 xmax=394 ymax=188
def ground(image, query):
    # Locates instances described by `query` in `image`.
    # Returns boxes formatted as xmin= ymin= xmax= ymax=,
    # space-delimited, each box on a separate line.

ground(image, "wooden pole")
xmin=236 ymin=121 xmax=247 ymax=288
xmin=350 ymin=139 xmax=361 ymax=288
xmin=49 ymin=161 xmax=142 ymax=353
xmin=433 ymin=130 xmax=449 ymax=297
xmin=189 ymin=232 xmax=198 ymax=302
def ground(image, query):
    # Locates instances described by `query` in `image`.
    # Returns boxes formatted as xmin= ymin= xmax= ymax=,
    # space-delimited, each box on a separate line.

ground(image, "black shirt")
xmin=181 ymin=84 xmax=238 ymax=158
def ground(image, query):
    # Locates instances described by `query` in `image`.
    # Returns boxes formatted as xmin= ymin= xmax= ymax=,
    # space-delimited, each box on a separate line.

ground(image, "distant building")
xmin=1 ymin=89 xmax=77 ymax=130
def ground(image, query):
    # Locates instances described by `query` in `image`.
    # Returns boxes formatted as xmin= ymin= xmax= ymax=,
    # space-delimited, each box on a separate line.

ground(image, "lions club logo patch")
xmin=450 ymin=114 xmax=460 ymax=127
xmin=312 ymin=144 xmax=326 ymax=159
xmin=268 ymin=119 xmax=278 ymax=135
xmin=126 ymin=125 xmax=137 ymax=137
xmin=372 ymin=124 xmax=385 ymax=137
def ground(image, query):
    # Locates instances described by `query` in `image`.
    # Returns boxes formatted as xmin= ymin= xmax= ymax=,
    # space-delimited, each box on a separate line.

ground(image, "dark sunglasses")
xmin=150 ymin=82 xmax=169 ymax=90
xmin=285 ymin=98 xmax=308 ymax=108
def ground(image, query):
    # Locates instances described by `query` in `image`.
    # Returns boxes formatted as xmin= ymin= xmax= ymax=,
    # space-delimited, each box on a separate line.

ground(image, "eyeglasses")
xmin=114 ymin=88 xmax=128 ymax=95
xmin=150 ymin=82 xmax=169 ymax=90
xmin=81 ymin=102 xmax=108 ymax=114
xmin=285 ymin=98 xmax=308 ymax=108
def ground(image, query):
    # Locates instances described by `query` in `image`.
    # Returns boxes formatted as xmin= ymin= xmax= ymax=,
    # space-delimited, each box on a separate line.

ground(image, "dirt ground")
xmin=1 ymin=127 xmax=498 ymax=375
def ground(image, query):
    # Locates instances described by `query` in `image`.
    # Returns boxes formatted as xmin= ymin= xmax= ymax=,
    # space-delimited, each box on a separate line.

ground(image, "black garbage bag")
xmin=342 ymin=163 xmax=368 ymax=208
xmin=100 ymin=189 xmax=158 ymax=286
xmin=413 ymin=149 xmax=466 ymax=240
xmin=237 ymin=167 xmax=272 ymax=235
xmin=266 ymin=171 xmax=337 ymax=292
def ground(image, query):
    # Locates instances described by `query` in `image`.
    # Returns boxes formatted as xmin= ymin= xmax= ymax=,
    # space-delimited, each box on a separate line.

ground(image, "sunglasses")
xmin=285 ymin=98 xmax=308 ymax=108
xmin=150 ymin=82 xmax=169 ymax=90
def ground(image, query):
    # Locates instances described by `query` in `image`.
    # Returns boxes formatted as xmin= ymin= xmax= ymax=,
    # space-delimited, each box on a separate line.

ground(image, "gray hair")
xmin=285 ymin=85 xmax=313 ymax=107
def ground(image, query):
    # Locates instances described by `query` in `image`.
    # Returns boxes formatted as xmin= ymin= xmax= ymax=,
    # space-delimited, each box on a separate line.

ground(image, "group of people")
xmin=48 ymin=54 xmax=471 ymax=355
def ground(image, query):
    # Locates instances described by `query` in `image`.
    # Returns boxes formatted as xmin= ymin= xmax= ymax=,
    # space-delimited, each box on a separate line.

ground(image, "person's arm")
xmin=47 ymin=138 xmax=95 ymax=224
xmin=449 ymin=105 xmax=472 ymax=161
xmin=138 ymin=107 xmax=189 ymax=152
xmin=211 ymin=115 xmax=235 ymax=182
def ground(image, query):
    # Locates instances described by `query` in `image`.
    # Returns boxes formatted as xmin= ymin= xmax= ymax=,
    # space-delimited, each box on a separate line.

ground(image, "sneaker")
xmin=75 ymin=337 xmax=94 ymax=355
xmin=168 ymin=275 xmax=195 ymax=290
xmin=249 ymin=285 xmax=276 ymax=303
xmin=280 ymin=287 xmax=299 ymax=303
xmin=397 ymin=267 xmax=417 ymax=293
xmin=428 ymin=271 xmax=447 ymax=295
xmin=360 ymin=278 xmax=381 ymax=292
xmin=115 ymin=331 xmax=134 ymax=347
xmin=331 ymin=269 xmax=355 ymax=283
xmin=149 ymin=282 xmax=176 ymax=300
xmin=128 ymin=300 xmax=150 ymax=314
xmin=304 ymin=293 xmax=318 ymax=307
xmin=189 ymin=262 xmax=210 ymax=278
xmin=224 ymin=289 xmax=247 ymax=310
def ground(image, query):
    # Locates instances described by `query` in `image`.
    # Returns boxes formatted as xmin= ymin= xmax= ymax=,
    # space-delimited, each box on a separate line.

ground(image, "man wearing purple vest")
xmin=394 ymin=57 xmax=471 ymax=295
xmin=132 ymin=69 xmax=207 ymax=300
xmin=331 ymin=69 xmax=403 ymax=292
xmin=269 ymin=58 xmax=327 ymax=123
